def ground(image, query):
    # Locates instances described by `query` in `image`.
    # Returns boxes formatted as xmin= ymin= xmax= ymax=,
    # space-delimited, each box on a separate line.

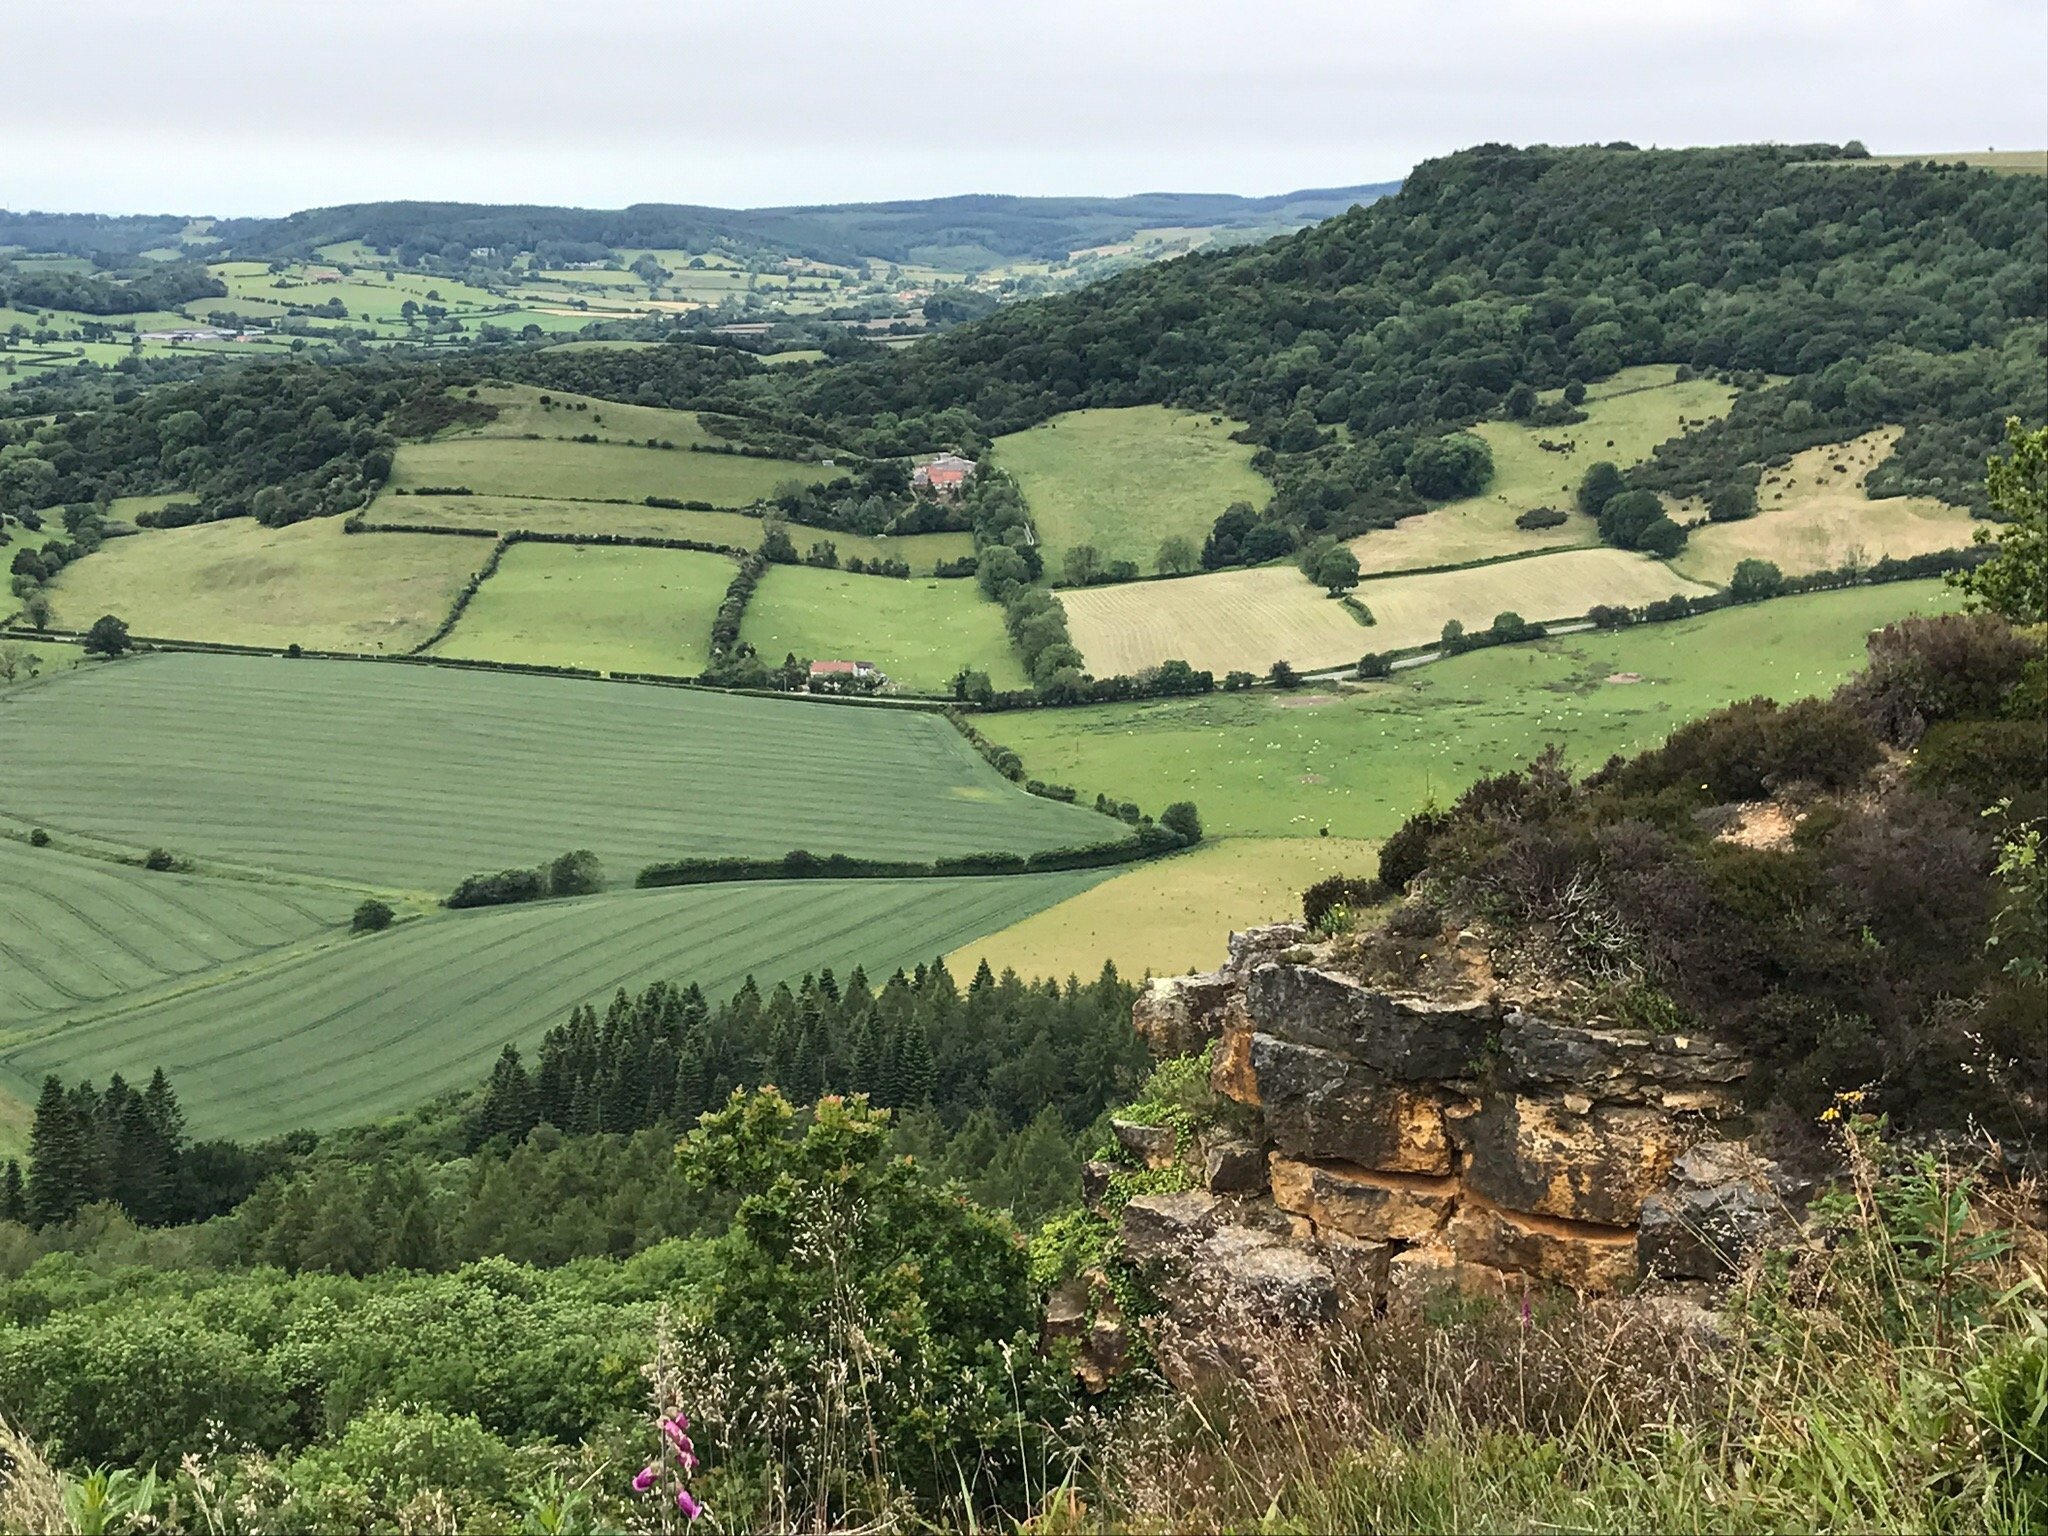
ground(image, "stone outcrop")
xmin=1094 ymin=924 xmax=1776 ymax=1379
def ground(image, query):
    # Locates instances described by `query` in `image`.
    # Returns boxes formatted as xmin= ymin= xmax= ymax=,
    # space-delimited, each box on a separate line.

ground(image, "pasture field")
xmin=1857 ymin=151 xmax=2047 ymax=174
xmin=1672 ymin=427 xmax=1981 ymax=584
xmin=0 ymin=653 xmax=1115 ymax=890
xmin=389 ymin=435 xmax=832 ymax=506
xmin=994 ymin=405 xmax=1271 ymax=569
xmin=0 ymin=839 xmax=350 ymax=1030
xmin=369 ymin=492 xmax=975 ymax=569
xmin=1059 ymin=548 xmax=1709 ymax=677
xmin=43 ymin=516 xmax=483 ymax=652
xmin=1350 ymin=366 xmax=1738 ymax=574
xmin=1060 ymin=565 xmax=1368 ymax=677
xmin=446 ymin=383 xmax=721 ymax=447
xmin=741 ymin=566 xmax=1031 ymax=693
xmin=433 ymin=542 xmax=733 ymax=676
xmin=1352 ymin=549 xmax=1714 ymax=650
xmin=947 ymin=836 xmax=1380 ymax=981
xmin=0 ymin=871 xmax=1112 ymax=1141
xmin=988 ymin=580 xmax=1960 ymax=841
xmin=0 ymin=638 xmax=83 ymax=683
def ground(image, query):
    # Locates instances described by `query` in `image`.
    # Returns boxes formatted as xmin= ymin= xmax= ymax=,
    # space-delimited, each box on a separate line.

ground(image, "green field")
xmin=368 ymin=492 xmax=975 ymax=569
xmin=0 ymin=653 xmax=1114 ymax=890
xmin=949 ymin=835 xmax=1380 ymax=982
xmin=40 ymin=516 xmax=483 ymax=652
xmin=1350 ymin=366 xmax=1739 ymax=574
xmin=0 ymin=871 xmax=1108 ymax=1141
xmin=389 ymin=436 xmax=833 ymax=507
xmin=0 ymin=839 xmax=351 ymax=1029
xmin=447 ymin=383 xmax=722 ymax=447
xmin=986 ymin=580 xmax=1959 ymax=841
xmin=994 ymin=405 xmax=1272 ymax=569
xmin=433 ymin=542 xmax=734 ymax=676
xmin=741 ymin=566 xmax=1031 ymax=693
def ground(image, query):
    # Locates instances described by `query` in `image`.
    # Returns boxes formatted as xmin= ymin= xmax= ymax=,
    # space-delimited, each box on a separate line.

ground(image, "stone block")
xmin=1251 ymin=1035 xmax=1454 ymax=1173
xmin=1447 ymin=1202 xmax=1639 ymax=1292
xmin=1110 ymin=1117 xmax=1180 ymax=1170
xmin=1456 ymin=1094 xmax=1694 ymax=1226
xmin=1245 ymin=964 xmax=1495 ymax=1079
xmin=1203 ymin=1136 xmax=1269 ymax=1194
xmin=1269 ymin=1156 xmax=1457 ymax=1242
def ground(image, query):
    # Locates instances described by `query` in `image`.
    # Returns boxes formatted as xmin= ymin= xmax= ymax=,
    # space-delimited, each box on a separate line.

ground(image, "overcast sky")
xmin=9 ymin=0 xmax=2045 ymax=215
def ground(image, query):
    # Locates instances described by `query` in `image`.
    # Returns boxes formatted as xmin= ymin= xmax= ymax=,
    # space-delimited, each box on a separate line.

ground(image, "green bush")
xmin=350 ymin=899 xmax=395 ymax=933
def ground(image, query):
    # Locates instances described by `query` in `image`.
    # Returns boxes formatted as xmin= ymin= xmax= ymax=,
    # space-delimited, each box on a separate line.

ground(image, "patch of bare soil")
xmin=1716 ymin=801 xmax=1800 ymax=852
xmin=1605 ymin=671 xmax=1643 ymax=684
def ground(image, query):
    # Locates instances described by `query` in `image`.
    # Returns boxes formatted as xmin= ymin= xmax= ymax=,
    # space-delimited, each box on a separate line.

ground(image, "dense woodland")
xmin=745 ymin=144 xmax=2045 ymax=554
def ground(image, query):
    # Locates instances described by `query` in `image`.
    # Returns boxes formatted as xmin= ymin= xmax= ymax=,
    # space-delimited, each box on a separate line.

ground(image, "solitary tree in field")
xmin=83 ymin=614 xmax=131 ymax=658
xmin=1062 ymin=544 xmax=1105 ymax=586
xmin=1311 ymin=544 xmax=1362 ymax=596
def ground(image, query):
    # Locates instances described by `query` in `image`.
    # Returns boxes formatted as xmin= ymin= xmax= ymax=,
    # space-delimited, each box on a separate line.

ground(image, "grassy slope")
xmin=449 ymin=383 xmax=720 ymax=446
xmin=948 ymin=836 xmax=1380 ymax=982
xmin=368 ymin=493 xmax=975 ymax=569
xmin=741 ymin=566 xmax=1031 ymax=693
xmin=389 ymin=437 xmax=832 ymax=507
xmin=995 ymin=405 xmax=1271 ymax=569
xmin=0 ymin=653 xmax=1114 ymax=890
xmin=41 ymin=517 xmax=482 ymax=651
xmin=433 ymin=542 xmax=733 ymax=676
xmin=1349 ymin=367 xmax=1739 ymax=574
xmin=0 ymin=871 xmax=1111 ymax=1141
xmin=986 ymin=580 xmax=1959 ymax=842
xmin=1672 ymin=427 xmax=1982 ymax=584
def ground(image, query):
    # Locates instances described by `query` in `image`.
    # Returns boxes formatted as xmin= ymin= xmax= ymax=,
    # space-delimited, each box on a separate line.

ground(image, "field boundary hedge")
xmin=636 ymin=829 xmax=1183 ymax=889
xmin=410 ymin=534 xmax=512 ymax=653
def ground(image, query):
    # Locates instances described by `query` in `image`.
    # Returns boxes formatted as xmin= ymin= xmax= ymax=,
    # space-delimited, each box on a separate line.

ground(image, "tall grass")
xmin=1058 ymin=1122 xmax=2046 ymax=1534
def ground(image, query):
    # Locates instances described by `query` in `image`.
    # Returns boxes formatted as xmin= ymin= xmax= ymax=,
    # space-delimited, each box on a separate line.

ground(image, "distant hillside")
xmin=754 ymin=142 xmax=2046 ymax=539
xmin=0 ymin=185 xmax=1400 ymax=269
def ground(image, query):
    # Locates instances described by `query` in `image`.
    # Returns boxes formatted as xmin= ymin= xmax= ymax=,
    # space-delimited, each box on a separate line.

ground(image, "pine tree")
xmin=887 ymin=1016 xmax=935 ymax=1107
xmin=26 ymin=1076 xmax=85 ymax=1228
xmin=0 ymin=1160 xmax=24 ymax=1224
xmin=473 ymin=1045 xmax=537 ymax=1149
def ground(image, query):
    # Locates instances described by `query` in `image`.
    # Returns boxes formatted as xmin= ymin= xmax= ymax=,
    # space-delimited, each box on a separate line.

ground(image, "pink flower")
xmin=631 ymin=1465 xmax=659 ymax=1494
xmin=663 ymin=1419 xmax=694 ymax=1458
xmin=676 ymin=1488 xmax=704 ymax=1520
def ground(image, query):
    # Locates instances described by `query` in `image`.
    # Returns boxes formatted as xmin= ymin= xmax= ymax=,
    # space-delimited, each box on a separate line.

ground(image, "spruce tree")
xmin=26 ymin=1076 xmax=84 ymax=1227
xmin=473 ymin=1045 xmax=537 ymax=1148
xmin=888 ymin=1017 xmax=935 ymax=1107
xmin=0 ymin=1160 xmax=24 ymax=1224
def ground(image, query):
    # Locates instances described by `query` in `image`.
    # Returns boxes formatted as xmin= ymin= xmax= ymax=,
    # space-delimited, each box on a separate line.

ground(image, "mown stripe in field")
xmin=0 ymin=839 xmax=352 ymax=1029
xmin=0 ymin=653 xmax=1115 ymax=890
xmin=2 ymin=872 xmax=1112 ymax=1140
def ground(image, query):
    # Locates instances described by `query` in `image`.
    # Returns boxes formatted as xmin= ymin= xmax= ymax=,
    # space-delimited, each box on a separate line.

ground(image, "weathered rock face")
xmin=1124 ymin=925 xmax=1762 ymax=1322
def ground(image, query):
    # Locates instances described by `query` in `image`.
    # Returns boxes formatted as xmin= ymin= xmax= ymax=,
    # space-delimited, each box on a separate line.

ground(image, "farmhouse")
xmin=808 ymin=658 xmax=884 ymax=694
xmin=913 ymin=453 xmax=978 ymax=496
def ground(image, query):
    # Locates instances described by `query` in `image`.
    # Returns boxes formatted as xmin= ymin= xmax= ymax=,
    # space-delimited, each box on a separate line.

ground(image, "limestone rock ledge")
xmin=1097 ymin=925 xmax=1795 ymax=1388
